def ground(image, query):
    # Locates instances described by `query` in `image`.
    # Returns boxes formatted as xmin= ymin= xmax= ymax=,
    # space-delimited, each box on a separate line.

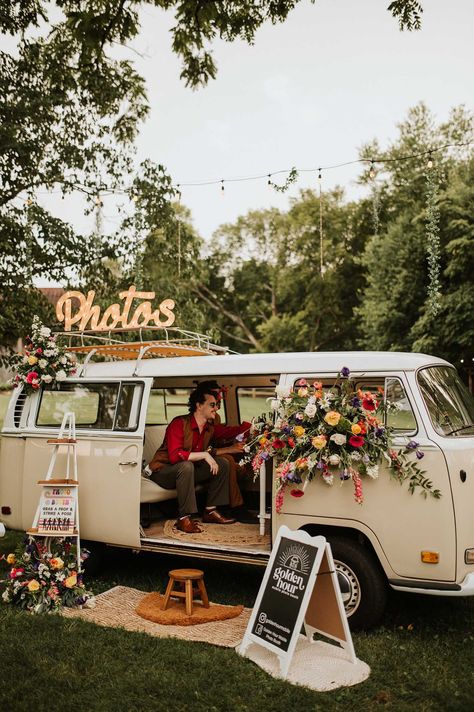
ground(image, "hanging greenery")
xmin=425 ymin=159 xmax=441 ymax=315
xmin=268 ymin=167 xmax=299 ymax=193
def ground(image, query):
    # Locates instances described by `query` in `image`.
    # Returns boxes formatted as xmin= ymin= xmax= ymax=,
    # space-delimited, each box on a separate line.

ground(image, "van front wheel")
xmin=327 ymin=536 xmax=387 ymax=630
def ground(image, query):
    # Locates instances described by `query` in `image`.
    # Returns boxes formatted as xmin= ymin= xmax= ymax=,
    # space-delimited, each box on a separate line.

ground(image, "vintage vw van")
xmin=1 ymin=345 xmax=474 ymax=629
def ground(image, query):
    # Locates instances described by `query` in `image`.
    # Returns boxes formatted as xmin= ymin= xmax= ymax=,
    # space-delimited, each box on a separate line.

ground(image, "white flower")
xmin=328 ymin=454 xmax=341 ymax=466
xmin=84 ymin=596 xmax=96 ymax=609
xmin=275 ymin=385 xmax=291 ymax=398
xmin=322 ymin=472 xmax=334 ymax=486
xmin=304 ymin=403 xmax=317 ymax=418
xmin=2 ymin=590 xmax=10 ymax=602
xmin=40 ymin=326 xmax=51 ymax=338
xmin=307 ymin=395 xmax=316 ymax=405
xmin=43 ymin=349 xmax=54 ymax=357
xmin=56 ymin=369 xmax=67 ymax=381
xmin=59 ymin=355 xmax=67 ymax=365
xmin=270 ymin=399 xmax=280 ymax=411
xmin=366 ymin=464 xmax=379 ymax=479
xmin=41 ymin=374 xmax=53 ymax=383
xmin=350 ymin=452 xmax=362 ymax=461
xmin=38 ymin=359 xmax=48 ymax=369
xmin=321 ymin=395 xmax=332 ymax=409
xmin=23 ymin=355 xmax=29 ymax=364
xmin=330 ymin=433 xmax=347 ymax=446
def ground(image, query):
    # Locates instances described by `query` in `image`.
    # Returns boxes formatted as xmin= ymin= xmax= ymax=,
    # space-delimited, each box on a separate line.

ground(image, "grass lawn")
xmin=1 ymin=529 xmax=474 ymax=711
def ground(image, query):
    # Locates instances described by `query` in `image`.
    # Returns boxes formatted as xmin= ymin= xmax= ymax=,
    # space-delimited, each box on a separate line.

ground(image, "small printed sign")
xmin=251 ymin=536 xmax=318 ymax=651
xmin=37 ymin=487 xmax=76 ymax=534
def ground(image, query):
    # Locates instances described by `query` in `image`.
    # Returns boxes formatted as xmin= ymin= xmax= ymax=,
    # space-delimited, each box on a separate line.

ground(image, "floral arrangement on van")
xmin=0 ymin=537 xmax=95 ymax=614
xmin=244 ymin=367 xmax=441 ymax=512
xmin=10 ymin=316 xmax=76 ymax=394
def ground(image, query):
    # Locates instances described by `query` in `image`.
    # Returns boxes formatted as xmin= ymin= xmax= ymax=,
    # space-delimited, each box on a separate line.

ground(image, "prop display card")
xmin=37 ymin=486 xmax=76 ymax=534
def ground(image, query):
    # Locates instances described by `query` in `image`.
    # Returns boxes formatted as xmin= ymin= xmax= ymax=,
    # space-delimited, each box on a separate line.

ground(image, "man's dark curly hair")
xmin=188 ymin=384 xmax=219 ymax=414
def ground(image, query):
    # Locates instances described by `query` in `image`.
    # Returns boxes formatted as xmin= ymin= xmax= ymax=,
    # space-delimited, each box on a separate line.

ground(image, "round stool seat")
xmin=162 ymin=568 xmax=209 ymax=616
xmin=169 ymin=568 xmax=204 ymax=581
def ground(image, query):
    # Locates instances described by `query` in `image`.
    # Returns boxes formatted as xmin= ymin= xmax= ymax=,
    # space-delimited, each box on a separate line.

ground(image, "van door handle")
xmin=119 ymin=461 xmax=138 ymax=467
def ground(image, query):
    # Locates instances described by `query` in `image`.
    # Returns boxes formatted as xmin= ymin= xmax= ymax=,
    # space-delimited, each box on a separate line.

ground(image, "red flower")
xmin=357 ymin=420 xmax=367 ymax=434
xmin=287 ymin=437 xmax=295 ymax=448
xmin=362 ymin=398 xmax=376 ymax=411
xmin=349 ymin=435 xmax=364 ymax=448
xmin=26 ymin=371 xmax=39 ymax=384
xmin=36 ymin=348 xmax=43 ymax=354
xmin=290 ymin=489 xmax=304 ymax=498
xmin=272 ymin=439 xmax=285 ymax=450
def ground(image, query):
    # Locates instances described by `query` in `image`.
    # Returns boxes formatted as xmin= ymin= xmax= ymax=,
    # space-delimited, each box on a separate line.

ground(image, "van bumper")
xmin=389 ymin=572 xmax=474 ymax=597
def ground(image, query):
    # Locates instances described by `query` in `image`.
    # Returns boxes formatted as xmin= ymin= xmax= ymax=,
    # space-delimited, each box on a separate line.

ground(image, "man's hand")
xmin=205 ymin=452 xmax=219 ymax=475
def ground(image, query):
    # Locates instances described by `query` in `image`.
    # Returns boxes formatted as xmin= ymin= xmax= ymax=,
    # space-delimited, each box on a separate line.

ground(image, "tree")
xmin=1 ymin=0 xmax=427 ymax=348
xmin=357 ymin=103 xmax=474 ymax=360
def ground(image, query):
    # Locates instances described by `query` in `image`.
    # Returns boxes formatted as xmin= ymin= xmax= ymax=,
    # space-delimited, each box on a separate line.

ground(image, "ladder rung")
xmin=37 ymin=479 xmax=78 ymax=485
xmin=47 ymin=438 xmax=77 ymax=444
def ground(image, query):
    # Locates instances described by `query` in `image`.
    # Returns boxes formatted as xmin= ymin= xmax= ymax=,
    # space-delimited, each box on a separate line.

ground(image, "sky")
xmin=31 ymin=0 xmax=474 ymax=281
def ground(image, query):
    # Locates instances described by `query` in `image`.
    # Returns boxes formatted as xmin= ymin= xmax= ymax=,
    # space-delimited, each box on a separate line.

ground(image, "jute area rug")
xmin=136 ymin=591 xmax=243 ymax=626
xmin=153 ymin=519 xmax=270 ymax=548
xmin=61 ymin=586 xmax=250 ymax=647
xmin=237 ymin=637 xmax=371 ymax=692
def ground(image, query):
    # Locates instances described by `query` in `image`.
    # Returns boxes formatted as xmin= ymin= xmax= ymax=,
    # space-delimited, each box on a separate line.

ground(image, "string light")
xmin=267 ymin=174 xmax=272 ymax=186
xmin=220 ymin=180 xmax=225 ymax=195
xmin=318 ymin=168 xmax=322 ymax=182
xmin=369 ymin=161 xmax=376 ymax=179
xmin=427 ymin=153 xmax=433 ymax=169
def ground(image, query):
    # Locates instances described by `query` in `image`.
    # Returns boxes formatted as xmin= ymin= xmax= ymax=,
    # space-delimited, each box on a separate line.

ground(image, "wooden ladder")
xmin=27 ymin=412 xmax=81 ymax=570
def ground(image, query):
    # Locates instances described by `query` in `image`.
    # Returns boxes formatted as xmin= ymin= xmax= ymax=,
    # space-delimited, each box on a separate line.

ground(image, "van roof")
xmin=75 ymin=351 xmax=450 ymax=379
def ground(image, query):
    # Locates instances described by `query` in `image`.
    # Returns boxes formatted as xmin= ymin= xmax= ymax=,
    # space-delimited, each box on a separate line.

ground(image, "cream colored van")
xmin=1 ymin=349 xmax=474 ymax=629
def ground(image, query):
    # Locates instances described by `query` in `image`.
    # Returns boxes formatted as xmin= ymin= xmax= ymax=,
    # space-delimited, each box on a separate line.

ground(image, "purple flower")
xmin=351 ymin=397 xmax=361 ymax=408
xmin=295 ymin=412 xmax=304 ymax=421
xmin=340 ymin=470 xmax=350 ymax=481
xmin=406 ymin=440 xmax=419 ymax=450
xmin=374 ymin=427 xmax=384 ymax=437
xmin=261 ymin=452 xmax=270 ymax=460
xmin=340 ymin=367 xmax=351 ymax=378
xmin=362 ymin=454 xmax=370 ymax=464
xmin=416 ymin=450 xmax=425 ymax=460
xmin=282 ymin=425 xmax=292 ymax=434
xmin=316 ymin=461 xmax=325 ymax=470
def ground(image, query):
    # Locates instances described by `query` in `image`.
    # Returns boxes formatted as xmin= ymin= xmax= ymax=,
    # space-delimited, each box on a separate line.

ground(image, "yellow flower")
xmin=28 ymin=355 xmax=38 ymax=365
xmin=311 ymin=435 xmax=327 ymax=449
xmin=324 ymin=411 xmax=341 ymax=426
xmin=293 ymin=425 xmax=305 ymax=438
xmin=6 ymin=553 xmax=16 ymax=565
xmin=27 ymin=579 xmax=40 ymax=592
xmin=351 ymin=423 xmax=362 ymax=435
xmin=65 ymin=573 xmax=77 ymax=589
xmin=297 ymin=387 xmax=308 ymax=397
xmin=50 ymin=557 xmax=64 ymax=570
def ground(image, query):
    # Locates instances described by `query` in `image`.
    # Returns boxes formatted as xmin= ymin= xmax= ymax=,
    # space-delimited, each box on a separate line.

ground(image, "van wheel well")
xmin=299 ymin=524 xmax=388 ymax=630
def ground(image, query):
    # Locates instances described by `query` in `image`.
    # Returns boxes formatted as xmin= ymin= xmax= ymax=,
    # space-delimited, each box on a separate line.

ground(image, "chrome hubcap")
xmin=334 ymin=559 xmax=361 ymax=617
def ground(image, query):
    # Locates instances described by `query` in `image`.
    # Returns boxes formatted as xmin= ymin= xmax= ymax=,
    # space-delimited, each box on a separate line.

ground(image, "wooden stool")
xmin=161 ymin=568 xmax=210 ymax=616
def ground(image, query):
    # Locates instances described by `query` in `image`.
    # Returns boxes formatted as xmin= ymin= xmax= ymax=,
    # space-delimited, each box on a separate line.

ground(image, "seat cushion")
xmin=140 ymin=476 xmax=177 ymax=504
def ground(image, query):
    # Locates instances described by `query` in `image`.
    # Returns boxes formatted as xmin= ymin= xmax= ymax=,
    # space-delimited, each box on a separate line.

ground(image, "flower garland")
xmin=243 ymin=367 xmax=441 ymax=512
xmin=1 ymin=537 xmax=95 ymax=614
xmin=425 ymin=160 xmax=441 ymax=315
xmin=10 ymin=316 xmax=76 ymax=394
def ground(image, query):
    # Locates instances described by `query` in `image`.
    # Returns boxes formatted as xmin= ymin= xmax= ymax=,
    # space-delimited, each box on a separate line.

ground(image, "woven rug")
xmin=136 ymin=591 xmax=244 ymax=626
xmin=237 ymin=637 xmax=370 ymax=692
xmin=62 ymin=586 xmax=250 ymax=647
xmin=161 ymin=519 xmax=271 ymax=547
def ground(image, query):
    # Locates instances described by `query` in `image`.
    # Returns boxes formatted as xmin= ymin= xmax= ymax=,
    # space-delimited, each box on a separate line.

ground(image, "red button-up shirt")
xmin=165 ymin=416 xmax=252 ymax=464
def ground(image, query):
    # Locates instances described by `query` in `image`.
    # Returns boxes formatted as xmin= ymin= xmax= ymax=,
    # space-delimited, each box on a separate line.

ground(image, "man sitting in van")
xmin=148 ymin=383 xmax=251 ymax=534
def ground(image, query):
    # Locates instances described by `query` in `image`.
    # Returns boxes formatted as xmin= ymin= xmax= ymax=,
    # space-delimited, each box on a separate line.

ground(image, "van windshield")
xmin=417 ymin=366 xmax=474 ymax=437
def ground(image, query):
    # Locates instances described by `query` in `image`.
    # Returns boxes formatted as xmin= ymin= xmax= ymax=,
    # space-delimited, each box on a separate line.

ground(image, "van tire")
xmin=326 ymin=536 xmax=387 ymax=630
xmin=81 ymin=541 xmax=106 ymax=577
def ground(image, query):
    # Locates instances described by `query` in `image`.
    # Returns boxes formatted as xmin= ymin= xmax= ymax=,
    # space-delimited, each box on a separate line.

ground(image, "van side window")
xmin=147 ymin=388 xmax=227 ymax=425
xmin=385 ymin=378 xmax=417 ymax=432
xmin=36 ymin=382 xmax=143 ymax=431
xmin=237 ymin=386 xmax=275 ymax=422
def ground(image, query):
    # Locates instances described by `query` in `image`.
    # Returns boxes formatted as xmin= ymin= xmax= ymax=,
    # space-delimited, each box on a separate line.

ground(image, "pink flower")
xmin=349 ymin=435 xmax=364 ymax=448
xmin=26 ymin=371 xmax=39 ymax=384
xmin=36 ymin=348 xmax=43 ymax=354
xmin=275 ymin=488 xmax=285 ymax=513
xmin=352 ymin=470 xmax=363 ymax=504
xmin=296 ymin=378 xmax=307 ymax=386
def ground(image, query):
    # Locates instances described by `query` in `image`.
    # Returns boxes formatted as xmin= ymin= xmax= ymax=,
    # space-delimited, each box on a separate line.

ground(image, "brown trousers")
xmin=219 ymin=454 xmax=244 ymax=508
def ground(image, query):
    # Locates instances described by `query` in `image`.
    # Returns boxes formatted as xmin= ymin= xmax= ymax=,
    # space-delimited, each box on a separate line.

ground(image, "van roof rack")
xmin=59 ymin=327 xmax=234 ymax=361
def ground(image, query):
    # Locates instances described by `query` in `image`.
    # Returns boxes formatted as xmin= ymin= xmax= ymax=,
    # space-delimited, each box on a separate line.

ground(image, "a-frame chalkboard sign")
xmin=239 ymin=525 xmax=356 ymax=679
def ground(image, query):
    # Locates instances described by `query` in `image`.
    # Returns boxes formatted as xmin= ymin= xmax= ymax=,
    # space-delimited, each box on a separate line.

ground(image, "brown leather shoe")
xmin=175 ymin=516 xmax=203 ymax=534
xmin=202 ymin=509 xmax=236 ymax=525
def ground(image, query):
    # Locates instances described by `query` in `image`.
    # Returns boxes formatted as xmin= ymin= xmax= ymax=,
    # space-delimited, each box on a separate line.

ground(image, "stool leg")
xmin=162 ymin=577 xmax=175 ymax=610
xmin=185 ymin=579 xmax=193 ymax=616
xmin=197 ymin=578 xmax=210 ymax=608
